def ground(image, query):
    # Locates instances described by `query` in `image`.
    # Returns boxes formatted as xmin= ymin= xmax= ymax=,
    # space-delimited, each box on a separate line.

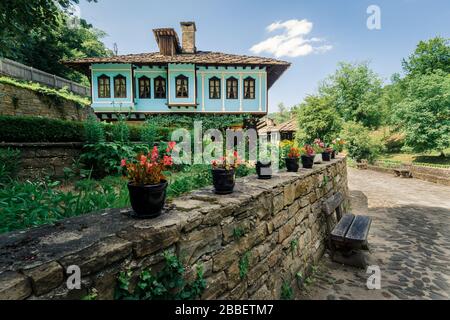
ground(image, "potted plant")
xmin=256 ymin=157 xmax=272 ymax=179
xmin=300 ymin=144 xmax=315 ymax=169
xmin=313 ymin=139 xmax=325 ymax=163
xmin=211 ymin=151 xmax=241 ymax=194
xmin=121 ymin=141 xmax=176 ymax=218
xmin=322 ymin=146 xmax=333 ymax=161
xmin=285 ymin=147 xmax=300 ymax=172
xmin=331 ymin=138 xmax=345 ymax=158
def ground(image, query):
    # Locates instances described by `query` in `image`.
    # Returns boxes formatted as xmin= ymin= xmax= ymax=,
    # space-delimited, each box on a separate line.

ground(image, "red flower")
xmin=140 ymin=155 xmax=147 ymax=165
xmin=120 ymin=159 xmax=127 ymax=167
xmin=163 ymin=155 xmax=173 ymax=166
xmin=151 ymin=146 xmax=159 ymax=161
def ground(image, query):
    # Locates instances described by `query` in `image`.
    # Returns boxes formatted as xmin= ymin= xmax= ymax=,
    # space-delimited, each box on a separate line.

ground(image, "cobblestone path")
xmin=300 ymin=167 xmax=450 ymax=300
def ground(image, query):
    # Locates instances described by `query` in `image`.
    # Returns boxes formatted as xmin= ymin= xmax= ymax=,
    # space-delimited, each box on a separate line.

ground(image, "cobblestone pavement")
xmin=300 ymin=167 xmax=450 ymax=300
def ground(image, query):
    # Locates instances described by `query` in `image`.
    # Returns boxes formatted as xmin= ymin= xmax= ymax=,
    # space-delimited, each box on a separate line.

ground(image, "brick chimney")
xmin=180 ymin=22 xmax=196 ymax=54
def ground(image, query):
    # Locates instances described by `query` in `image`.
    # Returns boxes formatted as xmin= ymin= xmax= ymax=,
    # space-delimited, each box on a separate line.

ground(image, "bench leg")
xmin=331 ymin=250 xmax=369 ymax=269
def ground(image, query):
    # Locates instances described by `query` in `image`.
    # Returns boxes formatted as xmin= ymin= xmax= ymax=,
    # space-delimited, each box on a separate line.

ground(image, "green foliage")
xmin=295 ymin=94 xmax=343 ymax=144
xmin=143 ymin=114 xmax=249 ymax=131
xmin=281 ymin=281 xmax=293 ymax=300
xmin=0 ymin=115 xmax=84 ymax=142
xmin=0 ymin=176 xmax=129 ymax=233
xmin=111 ymin=116 xmax=130 ymax=143
xmin=0 ymin=1 xmax=110 ymax=85
xmin=0 ymin=76 xmax=90 ymax=106
xmin=290 ymin=239 xmax=298 ymax=258
xmin=79 ymin=142 xmax=148 ymax=178
xmin=239 ymin=251 xmax=251 ymax=279
xmin=233 ymin=227 xmax=245 ymax=240
xmin=402 ymin=37 xmax=450 ymax=76
xmin=342 ymin=121 xmax=381 ymax=162
xmin=140 ymin=119 xmax=161 ymax=146
xmin=84 ymin=115 xmax=105 ymax=143
xmin=393 ymin=71 xmax=450 ymax=155
xmin=0 ymin=148 xmax=21 ymax=185
xmin=320 ymin=61 xmax=383 ymax=128
xmin=115 ymin=251 xmax=206 ymax=300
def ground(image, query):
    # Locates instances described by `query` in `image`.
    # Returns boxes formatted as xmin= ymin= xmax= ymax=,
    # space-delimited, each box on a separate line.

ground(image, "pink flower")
xmin=140 ymin=155 xmax=147 ymax=165
xmin=151 ymin=146 xmax=159 ymax=161
xmin=168 ymin=141 xmax=176 ymax=150
xmin=163 ymin=155 xmax=173 ymax=166
xmin=120 ymin=159 xmax=127 ymax=167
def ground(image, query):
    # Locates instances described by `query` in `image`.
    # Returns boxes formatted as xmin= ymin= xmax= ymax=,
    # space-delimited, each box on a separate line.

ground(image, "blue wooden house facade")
xmin=65 ymin=22 xmax=290 ymax=120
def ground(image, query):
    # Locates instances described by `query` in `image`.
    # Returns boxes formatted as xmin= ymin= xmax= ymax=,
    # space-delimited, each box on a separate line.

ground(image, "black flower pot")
xmin=212 ymin=168 xmax=235 ymax=194
xmin=285 ymin=157 xmax=300 ymax=172
xmin=331 ymin=150 xmax=336 ymax=159
xmin=322 ymin=151 xmax=331 ymax=161
xmin=301 ymin=155 xmax=314 ymax=169
xmin=256 ymin=161 xmax=272 ymax=179
xmin=127 ymin=180 xmax=167 ymax=218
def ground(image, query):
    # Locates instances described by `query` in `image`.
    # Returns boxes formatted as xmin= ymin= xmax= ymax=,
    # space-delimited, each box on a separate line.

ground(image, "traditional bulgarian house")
xmin=64 ymin=22 xmax=290 ymax=121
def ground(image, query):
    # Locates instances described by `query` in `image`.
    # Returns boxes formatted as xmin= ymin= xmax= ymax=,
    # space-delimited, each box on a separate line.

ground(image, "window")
xmin=226 ymin=77 xmax=238 ymax=99
xmin=138 ymin=76 xmax=151 ymax=99
xmin=243 ymin=77 xmax=255 ymax=99
xmin=97 ymin=74 xmax=110 ymax=98
xmin=175 ymin=75 xmax=189 ymax=98
xmin=154 ymin=76 xmax=166 ymax=99
xmin=114 ymin=74 xmax=127 ymax=98
xmin=209 ymin=77 xmax=221 ymax=99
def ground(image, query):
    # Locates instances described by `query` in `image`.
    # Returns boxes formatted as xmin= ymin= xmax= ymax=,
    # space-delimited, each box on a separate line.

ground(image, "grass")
xmin=378 ymin=149 xmax=450 ymax=168
xmin=0 ymin=164 xmax=255 ymax=234
xmin=0 ymin=76 xmax=90 ymax=107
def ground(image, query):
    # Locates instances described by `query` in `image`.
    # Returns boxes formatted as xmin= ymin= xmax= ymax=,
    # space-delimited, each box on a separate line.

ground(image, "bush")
xmin=342 ymin=122 xmax=382 ymax=162
xmin=0 ymin=148 xmax=21 ymax=185
xmin=79 ymin=142 xmax=149 ymax=178
xmin=0 ymin=116 xmax=84 ymax=142
xmin=111 ymin=116 xmax=130 ymax=143
xmin=84 ymin=115 xmax=105 ymax=143
xmin=140 ymin=119 xmax=161 ymax=146
xmin=383 ymin=132 xmax=405 ymax=153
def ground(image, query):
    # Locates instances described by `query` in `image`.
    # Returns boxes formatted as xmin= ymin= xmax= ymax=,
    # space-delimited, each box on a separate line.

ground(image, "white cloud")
xmin=250 ymin=19 xmax=332 ymax=58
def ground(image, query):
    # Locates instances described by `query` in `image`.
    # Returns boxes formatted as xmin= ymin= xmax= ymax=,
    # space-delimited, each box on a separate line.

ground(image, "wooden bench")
xmin=393 ymin=168 xmax=412 ymax=178
xmin=322 ymin=192 xmax=372 ymax=268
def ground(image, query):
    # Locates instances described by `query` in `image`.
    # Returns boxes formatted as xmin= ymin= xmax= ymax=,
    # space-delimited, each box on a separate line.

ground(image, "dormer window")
xmin=97 ymin=74 xmax=110 ymax=98
xmin=243 ymin=77 xmax=255 ymax=99
xmin=114 ymin=74 xmax=127 ymax=98
xmin=226 ymin=77 xmax=238 ymax=99
xmin=175 ymin=75 xmax=189 ymax=98
xmin=154 ymin=76 xmax=166 ymax=99
xmin=209 ymin=77 xmax=221 ymax=99
xmin=138 ymin=76 xmax=151 ymax=99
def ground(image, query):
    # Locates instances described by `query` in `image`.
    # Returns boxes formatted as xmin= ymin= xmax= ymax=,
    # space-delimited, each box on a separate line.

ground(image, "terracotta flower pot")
xmin=301 ymin=155 xmax=314 ymax=169
xmin=285 ymin=157 xmax=300 ymax=172
xmin=212 ymin=168 xmax=235 ymax=194
xmin=127 ymin=180 xmax=168 ymax=218
xmin=256 ymin=161 xmax=272 ymax=179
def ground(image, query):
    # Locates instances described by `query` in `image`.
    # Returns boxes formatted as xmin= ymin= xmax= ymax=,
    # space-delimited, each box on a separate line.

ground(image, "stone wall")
xmin=0 ymin=83 xmax=93 ymax=121
xmin=368 ymin=160 xmax=450 ymax=186
xmin=0 ymin=142 xmax=83 ymax=179
xmin=0 ymin=157 xmax=348 ymax=300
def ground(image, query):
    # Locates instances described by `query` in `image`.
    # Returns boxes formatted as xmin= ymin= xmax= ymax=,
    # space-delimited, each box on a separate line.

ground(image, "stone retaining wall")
xmin=0 ymin=157 xmax=348 ymax=300
xmin=368 ymin=161 xmax=450 ymax=186
xmin=0 ymin=83 xmax=93 ymax=121
xmin=0 ymin=142 xmax=83 ymax=179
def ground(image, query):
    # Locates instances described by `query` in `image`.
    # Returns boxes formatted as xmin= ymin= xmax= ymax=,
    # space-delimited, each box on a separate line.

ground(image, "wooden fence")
xmin=0 ymin=58 xmax=90 ymax=97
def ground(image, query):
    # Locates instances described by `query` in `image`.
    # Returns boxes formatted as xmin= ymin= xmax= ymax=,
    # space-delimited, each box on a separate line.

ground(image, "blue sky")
xmin=78 ymin=0 xmax=449 ymax=113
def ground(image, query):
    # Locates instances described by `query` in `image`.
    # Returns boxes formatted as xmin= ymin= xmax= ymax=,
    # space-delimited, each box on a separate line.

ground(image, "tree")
xmin=295 ymin=94 xmax=343 ymax=144
xmin=402 ymin=37 xmax=450 ymax=76
xmin=393 ymin=70 xmax=450 ymax=156
xmin=320 ymin=61 xmax=384 ymax=128
xmin=341 ymin=121 xmax=381 ymax=162
xmin=274 ymin=103 xmax=291 ymax=125
xmin=0 ymin=0 xmax=110 ymax=84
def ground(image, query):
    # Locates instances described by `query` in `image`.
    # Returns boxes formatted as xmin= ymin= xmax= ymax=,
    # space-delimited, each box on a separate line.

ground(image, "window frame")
xmin=175 ymin=74 xmax=189 ymax=98
xmin=113 ymin=74 xmax=127 ymax=98
xmin=243 ymin=76 xmax=256 ymax=100
xmin=154 ymin=76 xmax=166 ymax=99
xmin=226 ymin=76 xmax=238 ymax=100
xmin=209 ymin=76 xmax=221 ymax=99
xmin=97 ymin=74 xmax=110 ymax=98
xmin=138 ymin=76 xmax=151 ymax=99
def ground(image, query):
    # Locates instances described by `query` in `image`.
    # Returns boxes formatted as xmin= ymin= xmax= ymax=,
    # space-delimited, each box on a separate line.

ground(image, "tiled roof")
xmin=63 ymin=51 xmax=291 ymax=88
xmin=259 ymin=118 xmax=298 ymax=133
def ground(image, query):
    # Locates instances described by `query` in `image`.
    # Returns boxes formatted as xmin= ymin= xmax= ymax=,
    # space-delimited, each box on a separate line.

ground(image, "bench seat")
xmin=330 ymin=213 xmax=372 ymax=249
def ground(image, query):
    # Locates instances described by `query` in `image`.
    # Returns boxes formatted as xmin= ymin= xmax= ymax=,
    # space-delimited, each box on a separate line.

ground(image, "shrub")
xmin=0 ymin=148 xmax=21 ymax=185
xmin=342 ymin=121 xmax=382 ymax=162
xmin=383 ymin=132 xmax=405 ymax=153
xmin=140 ymin=119 xmax=161 ymax=146
xmin=0 ymin=116 xmax=84 ymax=142
xmin=111 ymin=116 xmax=130 ymax=143
xmin=84 ymin=115 xmax=105 ymax=143
xmin=79 ymin=142 xmax=149 ymax=178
